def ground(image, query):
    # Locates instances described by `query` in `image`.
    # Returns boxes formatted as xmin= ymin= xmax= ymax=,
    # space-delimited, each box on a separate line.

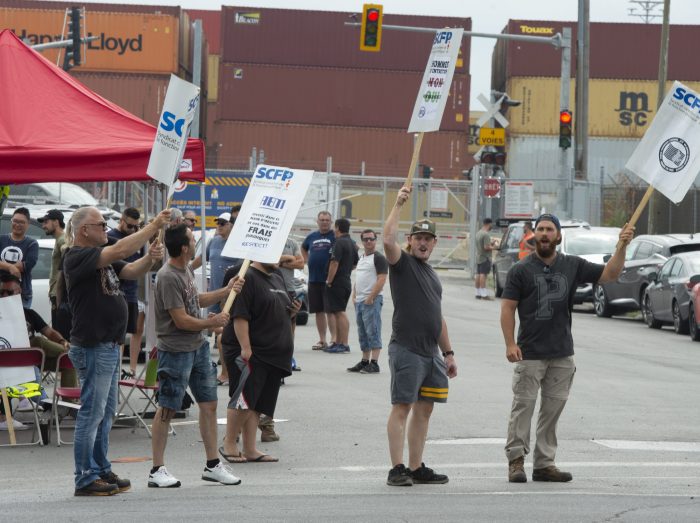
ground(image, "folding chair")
xmin=0 ymin=348 xmax=45 ymax=447
xmin=115 ymin=347 xmax=172 ymax=437
xmin=48 ymin=352 xmax=81 ymax=446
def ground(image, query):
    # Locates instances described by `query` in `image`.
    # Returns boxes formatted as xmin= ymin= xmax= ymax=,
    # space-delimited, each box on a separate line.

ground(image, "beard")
xmin=535 ymin=237 xmax=557 ymax=258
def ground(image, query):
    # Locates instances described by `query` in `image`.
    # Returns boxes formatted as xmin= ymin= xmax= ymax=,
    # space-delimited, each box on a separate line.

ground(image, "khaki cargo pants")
xmin=505 ymin=356 xmax=576 ymax=469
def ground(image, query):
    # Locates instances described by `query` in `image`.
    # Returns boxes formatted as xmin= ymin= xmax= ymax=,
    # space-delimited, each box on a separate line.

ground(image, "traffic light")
xmin=360 ymin=4 xmax=383 ymax=52
xmin=421 ymin=164 xmax=434 ymax=179
xmin=63 ymin=7 xmax=82 ymax=71
xmin=559 ymin=110 xmax=572 ymax=149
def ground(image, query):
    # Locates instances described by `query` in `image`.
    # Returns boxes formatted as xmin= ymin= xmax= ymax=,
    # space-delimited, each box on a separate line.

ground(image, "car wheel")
xmin=672 ymin=301 xmax=689 ymax=335
xmin=689 ymin=303 xmax=700 ymax=341
xmin=643 ymin=295 xmax=662 ymax=329
xmin=593 ymin=285 xmax=614 ymax=317
xmin=493 ymin=267 xmax=503 ymax=298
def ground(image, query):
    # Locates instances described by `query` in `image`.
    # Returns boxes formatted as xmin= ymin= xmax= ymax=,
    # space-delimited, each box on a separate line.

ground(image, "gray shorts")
xmin=388 ymin=342 xmax=448 ymax=404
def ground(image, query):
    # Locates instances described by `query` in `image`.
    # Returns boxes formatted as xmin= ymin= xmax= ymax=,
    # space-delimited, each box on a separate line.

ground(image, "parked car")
xmin=292 ymin=268 xmax=309 ymax=326
xmin=593 ymin=234 xmax=700 ymax=318
xmin=29 ymin=238 xmax=55 ymax=325
xmin=559 ymin=227 xmax=620 ymax=304
xmin=689 ymin=273 xmax=700 ymax=342
xmin=9 ymin=182 xmax=99 ymax=208
xmin=642 ymin=252 xmax=700 ymax=334
xmin=492 ymin=218 xmax=590 ymax=297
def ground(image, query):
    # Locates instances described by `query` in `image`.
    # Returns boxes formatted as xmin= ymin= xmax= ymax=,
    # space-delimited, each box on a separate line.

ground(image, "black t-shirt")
xmin=329 ymin=235 xmax=359 ymax=287
xmin=502 ymin=253 xmax=605 ymax=359
xmin=221 ymin=264 xmax=293 ymax=375
xmin=389 ymin=250 xmax=443 ymax=357
xmin=63 ymin=246 xmax=128 ymax=346
xmin=24 ymin=308 xmax=47 ymax=337
xmin=107 ymin=229 xmax=144 ymax=303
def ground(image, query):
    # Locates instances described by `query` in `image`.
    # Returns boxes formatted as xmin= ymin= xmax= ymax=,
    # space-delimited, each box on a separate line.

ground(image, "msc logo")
xmin=672 ymin=86 xmax=700 ymax=112
xmin=160 ymin=112 xmax=186 ymax=137
xmin=433 ymin=31 xmax=453 ymax=45
xmin=261 ymin=196 xmax=286 ymax=211
xmin=255 ymin=167 xmax=294 ymax=182
xmin=615 ymin=91 xmax=650 ymax=127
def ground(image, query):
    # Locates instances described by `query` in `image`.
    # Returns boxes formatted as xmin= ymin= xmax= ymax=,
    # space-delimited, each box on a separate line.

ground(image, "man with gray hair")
xmin=169 ymin=208 xmax=184 ymax=228
xmin=63 ymin=206 xmax=170 ymax=497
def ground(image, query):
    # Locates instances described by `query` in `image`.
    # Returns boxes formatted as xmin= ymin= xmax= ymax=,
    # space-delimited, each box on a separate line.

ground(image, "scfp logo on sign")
xmin=159 ymin=111 xmax=186 ymax=137
xmin=256 ymin=167 xmax=294 ymax=181
xmin=434 ymin=32 xmax=452 ymax=45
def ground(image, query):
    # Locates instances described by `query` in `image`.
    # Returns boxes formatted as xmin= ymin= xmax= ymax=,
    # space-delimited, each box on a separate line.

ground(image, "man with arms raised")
xmin=383 ymin=186 xmax=457 ymax=487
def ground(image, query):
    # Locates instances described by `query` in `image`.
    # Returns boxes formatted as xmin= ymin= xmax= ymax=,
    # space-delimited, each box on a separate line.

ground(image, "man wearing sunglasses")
xmin=108 ymin=208 xmax=145 ymax=379
xmin=63 ymin=206 xmax=170 ymax=497
xmin=500 ymin=213 xmax=634 ymax=484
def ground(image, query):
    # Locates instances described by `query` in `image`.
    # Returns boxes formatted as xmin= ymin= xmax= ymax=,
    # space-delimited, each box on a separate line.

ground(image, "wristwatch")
xmin=442 ymin=350 xmax=454 ymax=358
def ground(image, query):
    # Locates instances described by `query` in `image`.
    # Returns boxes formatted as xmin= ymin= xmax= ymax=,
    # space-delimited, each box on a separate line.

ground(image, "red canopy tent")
xmin=0 ymin=29 xmax=205 ymax=184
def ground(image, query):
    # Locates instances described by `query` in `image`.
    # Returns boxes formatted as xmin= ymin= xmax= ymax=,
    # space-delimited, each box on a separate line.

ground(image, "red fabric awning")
xmin=0 ymin=29 xmax=205 ymax=184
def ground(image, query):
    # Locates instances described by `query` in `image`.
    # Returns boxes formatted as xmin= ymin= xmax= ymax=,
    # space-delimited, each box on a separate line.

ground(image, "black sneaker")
xmin=532 ymin=466 xmax=572 ymax=482
xmin=360 ymin=361 xmax=380 ymax=374
xmin=100 ymin=471 xmax=131 ymax=492
xmin=410 ymin=463 xmax=449 ymax=484
xmin=120 ymin=369 xmax=135 ymax=380
xmin=347 ymin=360 xmax=368 ymax=373
xmin=74 ymin=479 xmax=119 ymax=497
xmin=387 ymin=464 xmax=413 ymax=486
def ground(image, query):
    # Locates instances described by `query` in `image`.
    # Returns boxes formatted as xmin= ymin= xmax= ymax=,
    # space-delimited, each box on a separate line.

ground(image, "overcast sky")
xmin=44 ymin=0 xmax=700 ymax=107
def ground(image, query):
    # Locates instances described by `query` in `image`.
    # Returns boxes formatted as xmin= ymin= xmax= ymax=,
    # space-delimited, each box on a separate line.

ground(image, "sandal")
xmin=311 ymin=341 xmax=328 ymax=351
xmin=219 ymin=446 xmax=247 ymax=463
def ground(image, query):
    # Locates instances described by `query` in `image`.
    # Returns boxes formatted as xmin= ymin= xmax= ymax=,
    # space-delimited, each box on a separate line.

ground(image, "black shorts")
xmin=477 ymin=259 xmax=492 ymax=275
xmin=308 ymin=282 xmax=330 ymax=313
xmin=326 ymin=282 xmax=351 ymax=313
xmin=125 ymin=301 xmax=139 ymax=334
xmin=224 ymin=354 xmax=283 ymax=418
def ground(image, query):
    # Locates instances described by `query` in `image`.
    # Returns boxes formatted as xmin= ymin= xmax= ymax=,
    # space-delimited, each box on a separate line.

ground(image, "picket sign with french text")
xmin=0 ymin=294 xmax=34 ymax=388
xmin=407 ymin=28 xmax=464 ymax=133
xmin=146 ymin=74 xmax=200 ymax=196
xmin=221 ymin=165 xmax=313 ymax=264
xmin=626 ymin=81 xmax=700 ymax=203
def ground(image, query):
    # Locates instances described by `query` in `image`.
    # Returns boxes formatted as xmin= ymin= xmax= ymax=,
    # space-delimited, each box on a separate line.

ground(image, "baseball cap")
xmin=409 ymin=219 xmax=437 ymax=237
xmin=217 ymin=212 xmax=231 ymax=223
xmin=535 ymin=213 xmax=561 ymax=231
xmin=38 ymin=209 xmax=64 ymax=223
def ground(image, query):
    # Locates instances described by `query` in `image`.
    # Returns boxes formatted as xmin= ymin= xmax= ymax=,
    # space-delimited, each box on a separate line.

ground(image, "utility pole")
xmin=575 ymin=0 xmax=590 ymax=182
xmin=647 ymin=0 xmax=671 ymax=234
xmin=559 ymin=27 xmax=572 ymax=216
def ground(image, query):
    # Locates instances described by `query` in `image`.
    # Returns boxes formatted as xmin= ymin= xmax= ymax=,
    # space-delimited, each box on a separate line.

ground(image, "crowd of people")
xmin=0 ymin=187 xmax=636 ymax=495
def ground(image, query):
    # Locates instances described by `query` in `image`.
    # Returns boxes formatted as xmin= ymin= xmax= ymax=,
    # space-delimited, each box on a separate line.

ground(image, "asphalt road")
xmin=1 ymin=270 xmax=698 ymax=522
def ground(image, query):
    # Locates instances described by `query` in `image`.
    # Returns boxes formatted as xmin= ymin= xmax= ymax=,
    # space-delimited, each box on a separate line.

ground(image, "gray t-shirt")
xmin=389 ymin=250 xmax=442 ymax=357
xmin=502 ymin=253 xmax=604 ymax=360
xmin=279 ymin=238 xmax=301 ymax=293
xmin=154 ymin=263 xmax=204 ymax=352
xmin=475 ymin=229 xmax=491 ymax=264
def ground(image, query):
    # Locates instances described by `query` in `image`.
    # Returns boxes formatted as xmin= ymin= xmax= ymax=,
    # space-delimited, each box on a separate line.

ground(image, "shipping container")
xmin=208 ymin=54 xmax=220 ymax=101
xmin=3 ymin=0 xmax=181 ymax=17
xmin=1 ymin=7 xmax=180 ymax=74
xmin=185 ymin=9 xmax=221 ymax=55
xmin=221 ymin=6 xmax=470 ymax=73
xmin=218 ymin=63 xmax=469 ymax=131
xmin=208 ymin=121 xmax=473 ymax=179
xmin=505 ymin=77 xmax=700 ymax=137
xmin=72 ymin=72 xmax=170 ymax=126
xmin=493 ymin=20 xmax=700 ymax=85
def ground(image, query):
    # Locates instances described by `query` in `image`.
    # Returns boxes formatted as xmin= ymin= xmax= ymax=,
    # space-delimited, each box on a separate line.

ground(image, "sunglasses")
xmin=123 ymin=222 xmax=139 ymax=230
xmin=11 ymin=219 xmax=28 ymax=225
xmin=185 ymin=218 xmax=196 ymax=223
xmin=216 ymin=220 xmax=229 ymax=226
xmin=85 ymin=222 xmax=108 ymax=230
xmin=361 ymin=237 xmax=376 ymax=242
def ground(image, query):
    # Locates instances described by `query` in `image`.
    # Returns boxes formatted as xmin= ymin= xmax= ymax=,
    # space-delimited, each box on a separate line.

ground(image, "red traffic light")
xmin=559 ymin=110 xmax=572 ymax=124
xmin=367 ymin=9 xmax=379 ymax=21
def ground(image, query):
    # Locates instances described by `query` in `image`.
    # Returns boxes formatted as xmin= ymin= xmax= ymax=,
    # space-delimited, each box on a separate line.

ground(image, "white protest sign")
xmin=222 ymin=165 xmax=313 ymax=263
xmin=147 ymin=74 xmax=201 ymax=193
xmin=408 ymin=28 xmax=464 ymax=133
xmin=0 ymin=294 xmax=34 ymax=388
xmin=626 ymin=81 xmax=700 ymax=203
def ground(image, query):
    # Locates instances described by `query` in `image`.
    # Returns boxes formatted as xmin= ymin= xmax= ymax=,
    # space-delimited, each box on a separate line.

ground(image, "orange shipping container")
xmin=1 ymin=7 xmax=179 ymax=73
xmin=505 ymin=76 xmax=700 ymax=138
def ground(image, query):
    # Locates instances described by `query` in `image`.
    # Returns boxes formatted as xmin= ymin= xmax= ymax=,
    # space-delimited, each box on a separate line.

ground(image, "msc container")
xmin=1 ymin=7 xmax=180 ymax=74
xmin=71 ymin=72 xmax=170 ymax=126
xmin=504 ymin=76 xmax=700 ymax=137
xmin=209 ymin=121 xmax=472 ymax=179
xmin=218 ymin=63 xmax=469 ymax=131
xmin=494 ymin=20 xmax=700 ymax=83
xmin=221 ymin=6 xmax=470 ymax=73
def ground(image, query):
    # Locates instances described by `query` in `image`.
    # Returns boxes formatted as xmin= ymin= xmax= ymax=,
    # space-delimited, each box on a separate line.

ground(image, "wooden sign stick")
xmin=222 ymin=259 xmax=251 ymax=314
xmin=404 ymin=132 xmax=425 ymax=187
xmin=1 ymin=388 xmax=16 ymax=445
xmin=616 ymin=185 xmax=654 ymax=250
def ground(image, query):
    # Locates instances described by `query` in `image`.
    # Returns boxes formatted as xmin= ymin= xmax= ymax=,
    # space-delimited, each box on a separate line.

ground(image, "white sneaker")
xmin=148 ymin=466 xmax=181 ymax=488
xmin=0 ymin=419 xmax=29 ymax=431
xmin=202 ymin=462 xmax=241 ymax=485
xmin=16 ymin=398 xmax=35 ymax=412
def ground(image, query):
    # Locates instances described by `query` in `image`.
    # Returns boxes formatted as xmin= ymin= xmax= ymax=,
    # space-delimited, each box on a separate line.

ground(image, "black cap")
xmin=38 ymin=209 xmax=64 ymax=223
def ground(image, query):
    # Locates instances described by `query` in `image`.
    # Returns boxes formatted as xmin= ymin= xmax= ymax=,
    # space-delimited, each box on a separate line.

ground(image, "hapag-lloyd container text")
xmin=0 ymin=7 xmax=179 ymax=73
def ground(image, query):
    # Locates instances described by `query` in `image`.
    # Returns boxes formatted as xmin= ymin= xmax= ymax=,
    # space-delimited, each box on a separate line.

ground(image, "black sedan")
xmin=642 ymin=252 xmax=700 ymax=334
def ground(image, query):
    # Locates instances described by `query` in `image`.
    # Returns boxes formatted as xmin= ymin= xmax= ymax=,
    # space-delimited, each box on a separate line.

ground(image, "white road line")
xmin=592 ymin=440 xmax=700 ymax=452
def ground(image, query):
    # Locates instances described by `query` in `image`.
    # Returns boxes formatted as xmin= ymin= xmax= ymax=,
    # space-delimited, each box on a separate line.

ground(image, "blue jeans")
xmin=68 ymin=342 xmax=120 ymax=489
xmin=355 ymin=296 xmax=383 ymax=351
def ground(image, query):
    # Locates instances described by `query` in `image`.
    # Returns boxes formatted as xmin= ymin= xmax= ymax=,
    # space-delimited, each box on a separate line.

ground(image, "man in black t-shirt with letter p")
xmin=500 ymin=213 xmax=634 ymax=484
